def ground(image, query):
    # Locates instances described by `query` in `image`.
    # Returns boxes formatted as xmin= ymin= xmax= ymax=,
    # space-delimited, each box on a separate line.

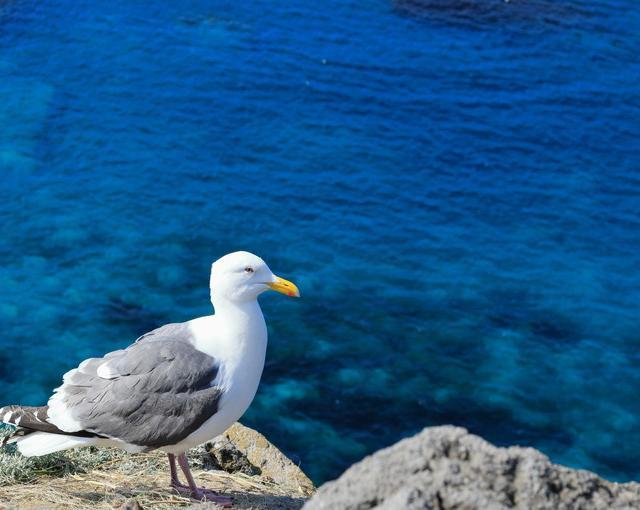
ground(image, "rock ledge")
xmin=0 ymin=422 xmax=313 ymax=510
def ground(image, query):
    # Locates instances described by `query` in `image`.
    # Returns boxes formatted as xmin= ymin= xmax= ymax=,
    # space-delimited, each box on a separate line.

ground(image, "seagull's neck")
xmin=213 ymin=298 xmax=265 ymax=332
xmin=189 ymin=297 xmax=267 ymax=364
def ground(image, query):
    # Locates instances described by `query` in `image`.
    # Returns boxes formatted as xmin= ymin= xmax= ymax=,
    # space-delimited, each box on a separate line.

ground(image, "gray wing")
xmin=135 ymin=322 xmax=193 ymax=344
xmin=47 ymin=329 xmax=222 ymax=450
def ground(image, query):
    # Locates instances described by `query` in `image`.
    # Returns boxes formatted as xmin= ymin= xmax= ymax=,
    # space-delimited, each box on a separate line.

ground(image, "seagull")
xmin=0 ymin=251 xmax=299 ymax=506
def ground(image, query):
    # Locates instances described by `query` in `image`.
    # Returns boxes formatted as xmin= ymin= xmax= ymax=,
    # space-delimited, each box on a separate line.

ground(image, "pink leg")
xmin=176 ymin=453 xmax=233 ymax=507
xmin=168 ymin=453 xmax=190 ymax=491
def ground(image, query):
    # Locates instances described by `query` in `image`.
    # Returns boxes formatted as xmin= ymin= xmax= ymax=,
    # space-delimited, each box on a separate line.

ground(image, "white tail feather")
xmin=15 ymin=432 xmax=96 ymax=457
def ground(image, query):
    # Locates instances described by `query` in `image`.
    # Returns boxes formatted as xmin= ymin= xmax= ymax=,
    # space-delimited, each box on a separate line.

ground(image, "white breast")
xmin=161 ymin=307 xmax=268 ymax=453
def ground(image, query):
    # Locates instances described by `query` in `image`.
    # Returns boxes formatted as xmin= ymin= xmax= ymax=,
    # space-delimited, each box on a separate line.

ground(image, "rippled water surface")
xmin=1 ymin=0 xmax=639 ymax=483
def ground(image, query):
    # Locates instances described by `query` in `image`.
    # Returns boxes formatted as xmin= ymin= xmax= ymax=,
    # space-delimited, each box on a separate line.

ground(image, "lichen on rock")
xmin=204 ymin=436 xmax=262 ymax=476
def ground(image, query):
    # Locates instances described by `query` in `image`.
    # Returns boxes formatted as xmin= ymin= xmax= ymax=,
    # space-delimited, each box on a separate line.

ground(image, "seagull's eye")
xmin=244 ymin=267 xmax=254 ymax=273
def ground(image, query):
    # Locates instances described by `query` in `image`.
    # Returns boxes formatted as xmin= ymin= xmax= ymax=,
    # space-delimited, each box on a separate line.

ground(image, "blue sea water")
xmin=1 ymin=0 xmax=639 ymax=484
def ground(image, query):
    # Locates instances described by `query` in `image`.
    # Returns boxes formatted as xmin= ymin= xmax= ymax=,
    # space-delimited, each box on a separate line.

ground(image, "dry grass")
xmin=0 ymin=428 xmax=308 ymax=510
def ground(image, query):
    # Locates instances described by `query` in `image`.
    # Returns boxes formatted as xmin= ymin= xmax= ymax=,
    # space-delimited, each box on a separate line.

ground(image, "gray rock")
xmin=303 ymin=426 xmax=640 ymax=510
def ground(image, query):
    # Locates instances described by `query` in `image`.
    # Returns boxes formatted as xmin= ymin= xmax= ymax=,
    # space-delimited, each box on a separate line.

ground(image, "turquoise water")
xmin=1 ymin=0 xmax=639 ymax=484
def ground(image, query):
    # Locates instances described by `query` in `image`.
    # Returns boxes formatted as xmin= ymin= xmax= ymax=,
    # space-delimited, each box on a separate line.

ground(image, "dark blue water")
xmin=1 ymin=0 xmax=639 ymax=484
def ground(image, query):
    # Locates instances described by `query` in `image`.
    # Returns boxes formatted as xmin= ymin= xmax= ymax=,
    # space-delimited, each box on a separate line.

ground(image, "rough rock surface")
xmin=303 ymin=426 xmax=640 ymax=510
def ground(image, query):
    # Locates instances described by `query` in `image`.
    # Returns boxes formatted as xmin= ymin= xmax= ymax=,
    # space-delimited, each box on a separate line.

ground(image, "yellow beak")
xmin=267 ymin=276 xmax=300 ymax=298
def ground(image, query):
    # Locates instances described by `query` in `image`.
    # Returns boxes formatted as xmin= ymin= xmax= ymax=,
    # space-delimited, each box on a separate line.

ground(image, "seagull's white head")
xmin=209 ymin=251 xmax=300 ymax=305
